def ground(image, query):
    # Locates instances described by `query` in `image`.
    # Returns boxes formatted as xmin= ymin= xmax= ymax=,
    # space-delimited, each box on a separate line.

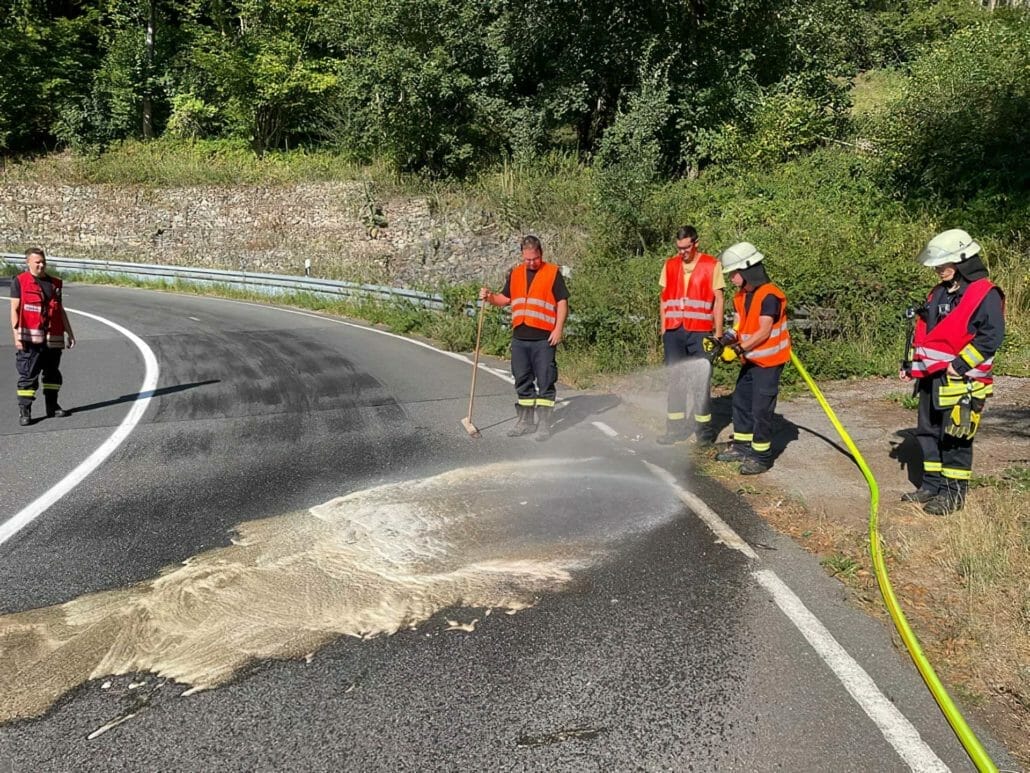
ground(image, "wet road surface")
xmin=0 ymin=285 xmax=1015 ymax=771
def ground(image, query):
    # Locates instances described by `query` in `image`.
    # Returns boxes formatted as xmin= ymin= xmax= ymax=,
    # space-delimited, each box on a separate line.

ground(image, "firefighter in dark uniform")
xmin=479 ymin=235 xmax=569 ymax=441
xmin=901 ymin=229 xmax=1005 ymax=515
xmin=713 ymin=242 xmax=791 ymax=475
xmin=11 ymin=247 xmax=76 ymax=426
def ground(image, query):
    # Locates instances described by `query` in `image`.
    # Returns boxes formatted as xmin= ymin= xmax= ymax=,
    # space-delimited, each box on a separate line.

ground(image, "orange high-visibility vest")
xmin=15 ymin=272 xmax=66 ymax=348
xmin=733 ymin=283 xmax=790 ymax=366
xmin=510 ymin=263 xmax=559 ymax=331
xmin=910 ymin=278 xmax=1000 ymax=384
xmin=661 ymin=253 xmax=717 ymax=332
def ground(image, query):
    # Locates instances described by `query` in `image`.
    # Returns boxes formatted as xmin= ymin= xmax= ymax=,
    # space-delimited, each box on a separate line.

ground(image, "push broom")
xmin=461 ymin=297 xmax=488 ymax=438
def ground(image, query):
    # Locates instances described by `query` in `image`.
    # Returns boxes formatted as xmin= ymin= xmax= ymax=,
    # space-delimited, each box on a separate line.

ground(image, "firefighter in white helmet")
xmin=712 ymin=242 xmax=791 ymax=475
xmin=900 ymin=229 xmax=1005 ymax=515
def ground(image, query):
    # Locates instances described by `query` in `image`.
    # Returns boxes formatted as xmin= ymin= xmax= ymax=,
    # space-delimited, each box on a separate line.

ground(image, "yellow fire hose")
xmin=789 ymin=351 xmax=998 ymax=773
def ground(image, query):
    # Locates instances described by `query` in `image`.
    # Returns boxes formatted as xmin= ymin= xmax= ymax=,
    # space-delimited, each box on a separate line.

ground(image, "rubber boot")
xmin=45 ymin=392 xmax=70 ymax=418
xmin=693 ymin=421 xmax=716 ymax=448
xmin=715 ymin=443 xmax=747 ymax=462
xmin=507 ymin=405 xmax=536 ymax=437
xmin=924 ymin=478 xmax=966 ymax=516
xmin=739 ymin=458 xmax=771 ymax=475
xmin=656 ymin=418 xmax=689 ymax=445
xmin=19 ymin=405 xmax=32 ymax=426
xmin=901 ymin=488 xmax=936 ymax=504
xmin=534 ymin=406 xmax=554 ymax=442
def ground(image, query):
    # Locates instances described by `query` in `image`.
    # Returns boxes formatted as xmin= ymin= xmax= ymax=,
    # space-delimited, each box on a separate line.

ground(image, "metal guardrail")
xmin=2 ymin=253 xmax=837 ymax=333
xmin=1 ymin=253 xmax=450 ymax=311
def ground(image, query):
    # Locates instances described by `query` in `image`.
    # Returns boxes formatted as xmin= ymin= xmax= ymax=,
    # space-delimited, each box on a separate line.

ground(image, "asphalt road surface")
xmin=0 ymin=283 xmax=1016 ymax=772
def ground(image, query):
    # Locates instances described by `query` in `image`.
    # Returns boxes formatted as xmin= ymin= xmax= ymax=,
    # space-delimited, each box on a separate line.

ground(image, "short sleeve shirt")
xmin=742 ymin=286 xmax=782 ymax=320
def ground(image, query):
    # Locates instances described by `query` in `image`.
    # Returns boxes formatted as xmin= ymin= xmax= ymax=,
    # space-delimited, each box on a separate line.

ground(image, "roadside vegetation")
xmin=2 ymin=0 xmax=1028 ymax=761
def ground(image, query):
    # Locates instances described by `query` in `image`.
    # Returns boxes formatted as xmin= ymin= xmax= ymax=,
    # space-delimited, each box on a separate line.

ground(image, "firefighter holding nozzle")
xmin=710 ymin=242 xmax=791 ymax=475
xmin=901 ymin=229 xmax=1005 ymax=515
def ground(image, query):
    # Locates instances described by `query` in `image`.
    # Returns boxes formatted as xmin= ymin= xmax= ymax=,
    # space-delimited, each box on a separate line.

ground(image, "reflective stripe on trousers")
xmin=731 ymin=362 xmax=783 ymax=463
xmin=511 ymin=337 xmax=558 ymax=406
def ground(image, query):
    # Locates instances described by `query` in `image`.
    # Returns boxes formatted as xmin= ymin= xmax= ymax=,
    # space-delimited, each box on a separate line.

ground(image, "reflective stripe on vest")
xmin=732 ymin=284 xmax=791 ymax=367
xmin=910 ymin=279 xmax=998 ymax=384
xmin=510 ymin=262 xmax=559 ymax=331
xmin=661 ymin=254 xmax=717 ymax=332
xmin=15 ymin=273 xmax=66 ymax=348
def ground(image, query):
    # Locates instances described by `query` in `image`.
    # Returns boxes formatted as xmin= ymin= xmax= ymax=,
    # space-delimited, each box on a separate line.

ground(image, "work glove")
xmin=702 ymin=336 xmax=724 ymax=364
xmin=944 ymin=396 xmax=983 ymax=440
xmin=718 ymin=330 xmax=738 ymax=347
xmin=720 ymin=345 xmax=740 ymax=364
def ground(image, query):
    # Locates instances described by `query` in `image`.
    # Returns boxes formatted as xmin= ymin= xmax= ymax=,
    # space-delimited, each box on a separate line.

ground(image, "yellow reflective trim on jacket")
xmin=960 ymin=343 xmax=985 ymax=368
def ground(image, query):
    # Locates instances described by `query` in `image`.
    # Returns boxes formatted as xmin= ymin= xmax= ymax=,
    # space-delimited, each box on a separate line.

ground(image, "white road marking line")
xmin=0 ymin=309 xmax=159 ymax=549
xmin=213 ymin=298 xmax=516 ymax=384
xmin=753 ymin=569 xmax=949 ymax=773
xmin=591 ymin=421 xmax=619 ymax=438
xmin=643 ymin=461 xmax=759 ymax=559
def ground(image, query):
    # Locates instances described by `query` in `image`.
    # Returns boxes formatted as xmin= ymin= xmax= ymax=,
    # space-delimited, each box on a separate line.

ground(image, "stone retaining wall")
xmin=0 ymin=182 xmax=541 ymax=287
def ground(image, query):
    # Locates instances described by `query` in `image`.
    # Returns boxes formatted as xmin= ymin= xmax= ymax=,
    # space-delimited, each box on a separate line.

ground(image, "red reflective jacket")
xmin=15 ymin=272 xmax=66 ymax=348
xmin=661 ymin=253 xmax=717 ymax=333
xmin=911 ymin=278 xmax=998 ymax=384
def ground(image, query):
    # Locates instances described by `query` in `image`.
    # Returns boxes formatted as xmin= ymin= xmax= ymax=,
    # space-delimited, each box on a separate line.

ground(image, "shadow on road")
xmin=889 ymin=428 xmax=924 ymax=488
xmin=552 ymin=393 xmax=622 ymax=436
xmin=710 ymin=394 xmax=802 ymax=463
xmin=70 ymin=380 xmax=222 ymax=413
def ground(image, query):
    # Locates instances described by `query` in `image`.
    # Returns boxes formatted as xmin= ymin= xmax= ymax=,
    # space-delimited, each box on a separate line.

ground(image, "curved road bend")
xmin=0 ymin=284 xmax=1014 ymax=771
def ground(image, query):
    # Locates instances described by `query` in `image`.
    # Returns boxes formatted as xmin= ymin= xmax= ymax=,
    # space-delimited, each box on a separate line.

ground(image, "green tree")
xmin=319 ymin=0 xmax=495 ymax=172
xmin=874 ymin=15 xmax=1030 ymax=201
xmin=178 ymin=0 xmax=339 ymax=154
xmin=0 ymin=0 xmax=103 ymax=152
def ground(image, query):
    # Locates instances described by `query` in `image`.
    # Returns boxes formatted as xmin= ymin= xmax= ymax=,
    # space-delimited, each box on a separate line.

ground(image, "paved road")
xmin=0 ymin=284 xmax=1014 ymax=771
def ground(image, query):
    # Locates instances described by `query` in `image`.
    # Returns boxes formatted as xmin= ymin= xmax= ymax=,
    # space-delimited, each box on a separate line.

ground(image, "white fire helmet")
xmin=719 ymin=242 xmax=765 ymax=273
xmin=917 ymin=229 xmax=981 ymax=267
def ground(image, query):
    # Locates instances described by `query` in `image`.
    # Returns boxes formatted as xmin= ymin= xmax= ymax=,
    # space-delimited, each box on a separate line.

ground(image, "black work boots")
xmin=17 ymin=396 xmax=70 ymax=426
xmin=656 ymin=419 xmax=690 ymax=445
xmin=507 ymin=405 xmax=536 ymax=437
xmin=534 ymin=406 xmax=554 ymax=441
xmin=45 ymin=393 xmax=71 ymax=418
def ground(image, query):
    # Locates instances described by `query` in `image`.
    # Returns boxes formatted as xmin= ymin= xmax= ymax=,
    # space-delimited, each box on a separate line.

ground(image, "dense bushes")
xmin=873 ymin=15 xmax=1030 ymax=203
xmin=3 ymin=1 xmax=1027 ymax=381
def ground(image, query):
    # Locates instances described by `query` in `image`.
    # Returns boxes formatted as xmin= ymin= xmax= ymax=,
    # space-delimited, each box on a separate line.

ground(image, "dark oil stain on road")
xmin=0 ymin=458 xmax=681 ymax=724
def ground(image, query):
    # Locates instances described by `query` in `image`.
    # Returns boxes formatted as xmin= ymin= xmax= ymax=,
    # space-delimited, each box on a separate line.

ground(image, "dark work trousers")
xmin=16 ymin=344 xmax=63 ymax=407
xmin=730 ymin=362 xmax=783 ymax=463
xmin=662 ymin=328 xmax=713 ymax=428
xmin=511 ymin=338 xmax=558 ymax=408
xmin=914 ymin=376 xmax=974 ymax=499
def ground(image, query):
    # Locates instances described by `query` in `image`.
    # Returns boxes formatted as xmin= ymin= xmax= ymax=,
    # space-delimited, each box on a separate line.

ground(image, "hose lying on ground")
xmin=788 ymin=351 xmax=998 ymax=773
